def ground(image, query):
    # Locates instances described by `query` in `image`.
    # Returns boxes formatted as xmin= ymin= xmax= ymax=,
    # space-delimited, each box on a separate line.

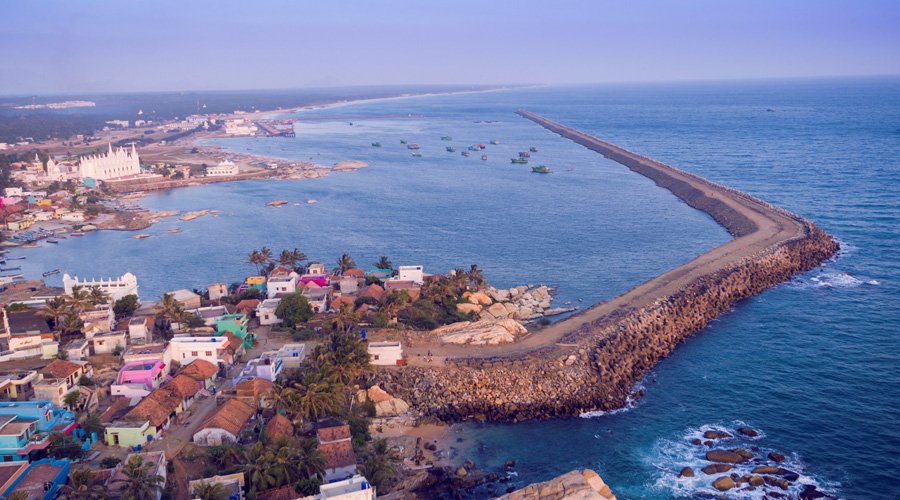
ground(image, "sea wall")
xmin=374 ymin=112 xmax=840 ymax=422
xmin=378 ymin=225 xmax=837 ymax=421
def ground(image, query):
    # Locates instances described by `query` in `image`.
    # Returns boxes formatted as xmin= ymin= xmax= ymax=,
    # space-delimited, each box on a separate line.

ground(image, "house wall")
xmin=192 ymin=428 xmax=237 ymax=446
xmin=324 ymin=465 xmax=357 ymax=483
xmin=368 ymin=343 xmax=403 ymax=366
xmin=93 ymin=334 xmax=126 ymax=354
xmin=105 ymin=422 xmax=155 ymax=448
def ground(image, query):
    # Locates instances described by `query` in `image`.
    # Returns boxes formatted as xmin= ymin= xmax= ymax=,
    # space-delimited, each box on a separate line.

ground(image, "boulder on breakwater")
xmin=497 ymin=469 xmax=616 ymax=499
xmin=433 ymin=318 xmax=528 ymax=345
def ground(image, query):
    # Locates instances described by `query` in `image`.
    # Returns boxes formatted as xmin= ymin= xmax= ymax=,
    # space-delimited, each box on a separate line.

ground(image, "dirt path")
xmin=406 ymin=111 xmax=809 ymax=363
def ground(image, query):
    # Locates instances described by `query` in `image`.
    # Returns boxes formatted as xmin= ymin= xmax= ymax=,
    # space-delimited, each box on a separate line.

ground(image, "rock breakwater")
xmin=375 ymin=112 xmax=839 ymax=422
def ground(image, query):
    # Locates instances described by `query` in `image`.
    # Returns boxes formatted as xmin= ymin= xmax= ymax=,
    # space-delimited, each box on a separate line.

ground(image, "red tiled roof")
xmin=265 ymin=413 xmax=294 ymax=441
xmin=235 ymin=378 xmax=273 ymax=400
xmin=198 ymin=399 xmax=254 ymax=436
xmin=234 ymin=299 xmax=260 ymax=312
xmin=360 ymin=284 xmax=386 ymax=301
xmin=180 ymin=359 xmax=218 ymax=381
xmin=343 ymin=269 xmax=365 ymax=278
xmin=163 ymin=374 xmax=202 ymax=399
xmin=100 ymin=397 xmax=132 ymax=423
xmin=317 ymin=422 xmax=351 ymax=442
xmin=42 ymin=359 xmax=84 ymax=379
xmin=319 ymin=440 xmax=356 ymax=470
xmin=126 ymin=389 xmax=179 ymax=427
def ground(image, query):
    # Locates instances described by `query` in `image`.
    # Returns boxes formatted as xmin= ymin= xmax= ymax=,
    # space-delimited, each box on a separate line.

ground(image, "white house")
xmin=256 ymin=299 xmax=281 ymax=326
xmin=315 ymin=475 xmax=376 ymax=500
xmin=206 ymin=160 xmax=239 ymax=177
xmin=397 ymin=265 xmax=424 ymax=283
xmin=266 ymin=271 xmax=298 ymax=299
xmin=122 ymin=344 xmax=171 ymax=368
xmin=192 ymin=306 xmax=229 ymax=326
xmin=92 ymin=331 xmax=127 ymax=355
xmin=168 ymin=335 xmax=233 ymax=368
xmin=368 ymin=341 xmax=403 ymax=366
xmin=128 ymin=316 xmax=153 ymax=344
xmin=208 ymin=283 xmax=228 ymax=302
xmin=192 ymin=399 xmax=255 ymax=446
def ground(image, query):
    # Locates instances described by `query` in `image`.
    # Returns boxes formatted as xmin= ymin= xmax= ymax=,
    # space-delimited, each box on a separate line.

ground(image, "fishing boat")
xmin=400 ymin=140 xmax=408 ymax=144
xmin=441 ymin=136 xmax=452 ymax=141
xmin=518 ymin=151 xmax=530 ymax=158
xmin=371 ymin=142 xmax=382 ymax=147
xmin=6 ymin=256 xmax=25 ymax=260
xmin=42 ymin=269 xmax=60 ymax=277
xmin=490 ymin=139 xmax=500 ymax=145
xmin=462 ymin=151 xmax=470 ymax=157
xmin=529 ymin=147 xmax=538 ymax=153
xmin=411 ymin=152 xmax=422 ymax=157
xmin=1 ymin=267 xmax=21 ymax=272
xmin=481 ymin=155 xmax=488 ymax=161
xmin=70 ymin=233 xmax=84 ymax=237
xmin=532 ymin=165 xmax=552 ymax=174
xmin=477 ymin=144 xmax=486 ymax=150
xmin=407 ymin=144 xmax=421 ymax=150
xmin=46 ymin=239 xmax=58 ymax=244
xmin=446 ymin=146 xmax=456 ymax=152
xmin=467 ymin=145 xmax=479 ymax=151
xmin=511 ymin=158 xmax=529 ymax=164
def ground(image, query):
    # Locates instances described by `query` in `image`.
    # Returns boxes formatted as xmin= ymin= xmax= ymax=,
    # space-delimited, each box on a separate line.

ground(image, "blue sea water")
xmin=16 ymin=78 xmax=900 ymax=498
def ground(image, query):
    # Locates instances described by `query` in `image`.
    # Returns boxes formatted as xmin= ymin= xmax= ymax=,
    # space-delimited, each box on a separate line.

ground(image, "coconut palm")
xmin=59 ymin=468 xmax=107 ymax=500
xmin=296 ymin=379 xmax=343 ymax=423
xmin=336 ymin=253 xmax=356 ymax=274
xmin=66 ymin=286 xmax=92 ymax=314
xmin=244 ymin=443 xmax=280 ymax=493
xmin=279 ymin=248 xmax=307 ymax=270
xmin=329 ymin=302 xmax=359 ymax=334
xmin=382 ymin=290 xmax=411 ymax=320
xmin=112 ymin=455 xmax=165 ymax=500
xmin=373 ymin=256 xmax=393 ymax=271
xmin=191 ymin=481 xmax=230 ymax=500
xmin=61 ymin=309 xmax=84 ymax=335
xmin=158 ymin=293 xmax=185 ymax=330
xmin=467 ymin=264 xmax=486 ymax=289
xmin=88 ymin=286 xmax=110 ymax=306
xmin=79 ymin=412 xmax=105 ymax=439
xmin=294 ymin=437 xmax=326 ymax=480
xmin=63 ymin=390 xmax=82 ymax=411
xmin=40 ymin=296 xmax=69 ymax=342
xmin=361 ymin=438 xmax=398 ymax=490
xmin=247 ymin=249 xmax=263 ymax=273
xmin=258 ymin=246 xmax=273 ymax=269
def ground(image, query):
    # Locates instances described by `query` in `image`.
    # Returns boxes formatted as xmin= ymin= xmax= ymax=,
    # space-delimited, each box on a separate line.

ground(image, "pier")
xmin=380 ymin=111 xmax=840 ymax=421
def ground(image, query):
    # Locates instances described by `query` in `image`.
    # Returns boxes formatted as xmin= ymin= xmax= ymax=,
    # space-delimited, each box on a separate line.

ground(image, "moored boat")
xmin=411 ymin=152 xmax=422 ymax=157
xmin=529 ymin=146 xmax=538 ymax=152
xmin=511 ymin=158 xmax=529 ymax=164
xmin=481 ymin=155 xmax=488 ymax=160
xmin=371 ymin=142 xmax=382 ymax=147
xmin=519 ymin=151 xmax=530 ymax=158
xmin=42 ymin=269 xmax=60 ymax=277
xmin=407 ymin=144 xmax=421 ymax=150
xmin=490 ymin=139 xmax=500 ymax=145
xmin=446 ymin=146 xmax=456 ymax=152
xmin=441 ymin=136 xmax=452 ymax=141
xmin=400 ymin=139 xmax=408 ymax=144
xmin=532 ymin=165 xmax=552 ymax=173
xmin=46 ymin=239 xmax=58 ymax=244
xmin=462 ymin=151 xmax=470 ymax=157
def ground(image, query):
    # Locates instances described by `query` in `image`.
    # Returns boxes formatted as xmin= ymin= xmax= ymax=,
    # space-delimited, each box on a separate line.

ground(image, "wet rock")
xmin=679 ymin=467 xmax=695 ymax=478
xmin=701 ymin=464 xmax=733 ymax=475
xmin=706 ymin=450 xmax=746 ymax=463
xmin=424 ymin=442 xmax=437 ymax=451
xmin=712 ymin=476 xmax=735 ymax=491
xmin=464 ymin=459 xmax=475 ymax=470
xmin=749 ymin=476 xmax=765 ymax=487
xmin=456 ymin=467 xmax=468 ymax=477
xmin=737 ymin=426 xmax=759 ymax=437
xmin=504 ymin=460 xmax=516 ymax=470
xmin=691 ymin=438 xmax=703 ymax=446
xmin=800 ymin=484 xmax=829 ymax=499
xmin=704 ymin=440 xmax=714 ymax=447
xmin=733 ymin=448 xmax=754 ymax=460
xmin=768 ymin=451 xmax=786 ymax=463
xmin=752 ymin=466 xmax=781 ymax=474
xmin=703 ymin=430 xmax=733 ymax=440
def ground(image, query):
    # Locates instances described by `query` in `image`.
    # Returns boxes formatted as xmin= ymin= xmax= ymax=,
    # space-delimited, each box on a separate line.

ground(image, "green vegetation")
xmin=59 ymin=468 xmax=107 ymax=500
xmin=113 ymin=294 xmax=139 ymax=319
xmin=48 ymin=433 xmax=85 ymax=460
xmin=275 ymin=293 xmax=313 ymax=328
xmin=111 ymin=455 xmax=165 ymax=500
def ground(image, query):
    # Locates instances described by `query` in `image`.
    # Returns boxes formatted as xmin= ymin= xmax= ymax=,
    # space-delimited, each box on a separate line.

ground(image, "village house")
xmin=266 ymin=266 xmax=299 ymax=299
xmin=0 ymin=401 xmax=77 ymax=462
xmin=2 ymin=309 xmax=57 ymax=359
xmin=207 ymin=283 xmax=229 ymax=302
xmin=234 ymin=377 xmax=274 ymax=408
xmin=336 ymin=275 xmax=360 ymax=295
xmin=307 ymin=262 xmax=326 ymax=275
xmin=128 ymin=315 xmax=154 ymax=344
xmin=189 ymin=473 xmax=246 ymax=500
xmin=396 ymin=265 xmax=425 ymax=283
xmin=317 ymin=418 xmax=358 ymax=483
xmin=33 ymin=359 xmax=92 ymax=408
xmin=367 ymin=341 xmax=404 ymax=366
xmin=215 ymin=314 xmax=252 ymax=349
xmin=179 ymin=359 xmax=218 ymax=389
xmin=170 ymin=289 xmax=202 ymax=309
xmin=92 ymin=330 xmax=127 ymax=355
xmin=301 ymin=286 xmax=330 ymax=313
xmin=79 ymin=304 xmax=115 ymax=340
xmin=256 ymin=298 xmax=281 ymax=326
xmin=122 ymin=343 xmax=171 ymax=367
xmin=111 ymin=360 xmax=166 ymax=398
xmin=232 ymin=345 xmax=306 ymax=386
xmin=314 ymin=475 xmax=376 ymax=500
xmin=107 ymin=451 xmax=166 ymax=500
xmin=107 ymin=375 xmax=202 ymax=446
xmin=233 ymin=299 xmax=260 ymax=317
xmin=0 ymin=458 xmax=70 ymax=499
xmin=0 ymin=371 xmax=39 ymax=401
xmin=192 ymin=305 xmax=230 ymax=326
xmin=298 ymin=273 xmax=329 ymax=288
xmin=61 ymin=338 xmax=90 ymax=360
xmin=264 ymin=413 xmax=294 ymax=441
xmin=168 ymin=335 xmax=233 ymax=368
xmin=192 ymin=399 xmax=255 ymax=446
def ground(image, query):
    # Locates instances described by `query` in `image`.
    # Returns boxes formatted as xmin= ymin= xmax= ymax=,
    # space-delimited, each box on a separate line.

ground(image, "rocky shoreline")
xmin=374 ymin=112 xmax=840 ymax=423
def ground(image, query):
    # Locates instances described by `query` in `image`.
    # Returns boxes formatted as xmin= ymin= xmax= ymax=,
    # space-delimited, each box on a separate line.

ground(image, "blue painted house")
xmin=0 ymin=401 xmax=77 ymax=462
xmin=0 ymin=458 xmax=70 ymax=500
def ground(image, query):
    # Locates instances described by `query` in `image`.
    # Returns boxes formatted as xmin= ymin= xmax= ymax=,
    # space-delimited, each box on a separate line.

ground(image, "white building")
xmin=223 ymin=119 xmax=257 ymax=136
xmin=314 ymin=475 xmax=376 ymax=500
xmin=92 ymin=331 xmax=127 ymax=355
xmin=208 ymin=283 xmax=229 ymax=302
xmin=63 ymin=272 xmax=139 ymax=302
xmin=169 ymin=335 xmax=233 ymax=368
xmin=266 ymin=271 xmax=298 ymax=299
xmin=257 ymin=299 xmax=282 ymax=326
xmin=397 ymin=265 xmax=424 ymax=283
xmin=232 ymin=344 xmax=305 ymax=385
xmin=79 ymin=143 xmax=142 ymax=180
xmin=368 ymin=341 xmax=403 ymax=366
xmin=128 ymin=316 xmax=153 ymax=344
xmin=206 ymin=160 xmax=239 ymax=177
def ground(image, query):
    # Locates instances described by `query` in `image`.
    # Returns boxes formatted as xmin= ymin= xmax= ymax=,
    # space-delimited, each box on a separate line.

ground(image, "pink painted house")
xmin=297 ymin=274 xmax=330 ymax=288
xmin=111 ymin=360 xmax=166 ymax=398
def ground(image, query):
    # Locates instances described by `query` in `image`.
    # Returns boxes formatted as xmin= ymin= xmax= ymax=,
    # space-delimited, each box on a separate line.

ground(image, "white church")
xmin=79 ymin=143 xmax=142 ymax=180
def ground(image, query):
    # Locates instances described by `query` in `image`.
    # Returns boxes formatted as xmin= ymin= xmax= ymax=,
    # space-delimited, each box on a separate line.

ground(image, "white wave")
xmin=645 ymin=421 xmax=839 ymax=499
xmin=791 ymin=270 xmax=880 ymax=290
xmin=579 ymin=381 xmax=646 ymax=418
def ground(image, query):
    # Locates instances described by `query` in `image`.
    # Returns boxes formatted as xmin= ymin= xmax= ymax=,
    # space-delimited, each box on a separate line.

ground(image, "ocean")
xmin=15 ymin=78 xmax=900 ymax=498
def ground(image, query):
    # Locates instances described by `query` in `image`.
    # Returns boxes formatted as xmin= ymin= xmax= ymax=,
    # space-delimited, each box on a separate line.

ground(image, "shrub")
xmin=100 ymin=456 xmax=121 ymax=468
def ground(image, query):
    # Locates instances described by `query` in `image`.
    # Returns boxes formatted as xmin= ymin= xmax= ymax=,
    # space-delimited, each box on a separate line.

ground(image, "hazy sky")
xmin=1 ymin=0 xmax=898 ymax=95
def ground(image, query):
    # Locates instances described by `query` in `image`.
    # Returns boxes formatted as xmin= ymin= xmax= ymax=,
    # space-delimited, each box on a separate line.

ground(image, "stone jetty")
xmin=375 ymin=111 xmax=840 ymax=422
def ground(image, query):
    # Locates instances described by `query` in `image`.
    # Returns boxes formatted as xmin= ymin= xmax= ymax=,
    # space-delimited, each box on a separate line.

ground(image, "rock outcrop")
xmin=433 ymin=319 xmax=528 ymax=345
xmin=498 ymin=469 xmax=615 ymax=499
xmin=356 ymin=385 xmax=410 ymax=418
xmin=479 ymin=284 xmax=575 ymax=321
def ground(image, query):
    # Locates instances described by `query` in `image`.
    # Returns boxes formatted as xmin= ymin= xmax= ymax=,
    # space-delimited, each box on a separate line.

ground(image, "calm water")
xmin=17 ymin=79 xmax=900 ymax=498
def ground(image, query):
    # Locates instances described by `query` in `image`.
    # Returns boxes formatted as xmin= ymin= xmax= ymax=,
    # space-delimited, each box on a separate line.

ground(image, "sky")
xmin=1 ymin=0 xmax=898 ymax=95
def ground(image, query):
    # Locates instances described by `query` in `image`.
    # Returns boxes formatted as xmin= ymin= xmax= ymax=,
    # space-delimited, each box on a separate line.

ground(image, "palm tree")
xmin=79 ymin=411 xmax=105 ymax=439
xmin=191 ymin=481 xmax=230 ymax=500
xmin=59 ymin=468 xmax=107 ymax=500
xmin=158 ymin=293 xmax=185 ymax=330
xmin=330 ymin=302 xmax=359 ymax=334
xmin=64 ymin=390 xmax=82 ymax=411
xmin=336 ymin=253 xmax=356 ymax=274
xmin=294 ymin=437 xmax=326 ymax=480
xmin=40 ymin=296 xmax=69 ymax=342
xmin=61 ymin=309 xmax=84 ymax=335
xmin=112 ymin=455 xmax=165 ymax=500
xmin=467 ymin=264 xmax=486 ymax=289
xmin=361 ymin=438 xmax=398 ymax=490
xmin=382 ymin=290 xmax=411 ymax=321
xmin=7 ymin=491 xmax=30 ymax=500
xmin=244 ymin=443 xmax=280 ymax=494
xmin=88 ymin=286 xmax=110 ymax=306
xmin=258 ymin=246 xmax=273 ymax=269
xmin=279 ymin=248 xmax=307 ymax=270
xmin=67 ymin=286 xmax=92 ymax=314
xmin=373 ymin=256 xmax=393 ymax=271
xmin=247 ymin=249 xmax=262 ymax=274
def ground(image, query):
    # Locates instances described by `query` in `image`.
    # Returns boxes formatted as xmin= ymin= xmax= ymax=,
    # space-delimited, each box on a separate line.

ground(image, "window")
xmin=192 ymin=351 xmax=198 ymax=356
xmin=206 ymin=351 xmax=212 ymax=356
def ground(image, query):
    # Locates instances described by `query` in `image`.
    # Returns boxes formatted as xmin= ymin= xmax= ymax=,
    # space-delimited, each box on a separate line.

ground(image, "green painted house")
xmin=215 ymin=314 xmax=253 ymax=349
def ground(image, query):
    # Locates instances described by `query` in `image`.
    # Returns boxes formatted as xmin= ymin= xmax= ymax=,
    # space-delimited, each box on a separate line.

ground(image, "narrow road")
xmin=407 ymin=111 xmax=810 ymax=363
